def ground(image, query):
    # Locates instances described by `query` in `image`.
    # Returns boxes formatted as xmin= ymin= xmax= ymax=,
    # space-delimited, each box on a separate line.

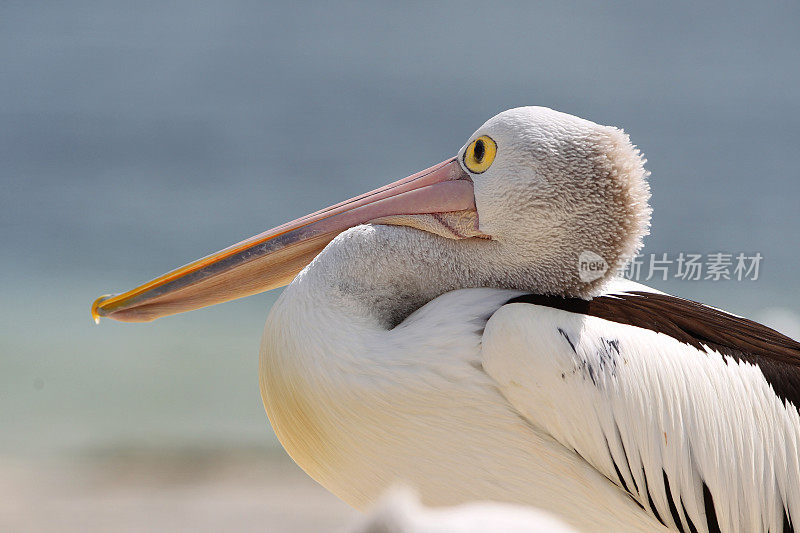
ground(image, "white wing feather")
xmin=482 ymin=296 xmax=800 ymax=533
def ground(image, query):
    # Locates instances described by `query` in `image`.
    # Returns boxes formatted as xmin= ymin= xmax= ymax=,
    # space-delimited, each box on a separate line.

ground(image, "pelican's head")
xmin=92 ymin=106 xmax=650 ymax=322
xmin=455 ymin=106 xmax=651 ymax=297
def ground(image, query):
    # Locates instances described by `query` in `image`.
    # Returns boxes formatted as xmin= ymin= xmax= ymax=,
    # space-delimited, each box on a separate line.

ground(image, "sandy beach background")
xmin=0 ymin=449 xmax=358 ymax=532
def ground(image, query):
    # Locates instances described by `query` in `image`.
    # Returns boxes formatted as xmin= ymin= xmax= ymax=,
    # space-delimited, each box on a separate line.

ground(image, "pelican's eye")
xmin=463 ymin=135 xmax=497 ymax=174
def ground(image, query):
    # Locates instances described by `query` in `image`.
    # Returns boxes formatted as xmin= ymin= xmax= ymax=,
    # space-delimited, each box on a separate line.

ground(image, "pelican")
xmin=92 ymin=107 xmax=800 ymax=532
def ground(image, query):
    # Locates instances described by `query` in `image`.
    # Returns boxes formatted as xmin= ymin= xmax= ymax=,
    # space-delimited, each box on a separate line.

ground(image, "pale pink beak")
xmin=91 ymin=158 xmax=476 ymax=322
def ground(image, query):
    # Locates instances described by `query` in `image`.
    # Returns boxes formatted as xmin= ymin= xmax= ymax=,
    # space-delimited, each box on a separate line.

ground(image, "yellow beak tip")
xmin=91 ymin=294 xmax=113 ymax=324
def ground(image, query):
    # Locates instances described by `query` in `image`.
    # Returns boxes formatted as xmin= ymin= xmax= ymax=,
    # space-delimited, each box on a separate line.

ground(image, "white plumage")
xmin=262 ymin=260 xmax=799 ymax=531
xmin=350 ymin=488 xmax=578 ymax=533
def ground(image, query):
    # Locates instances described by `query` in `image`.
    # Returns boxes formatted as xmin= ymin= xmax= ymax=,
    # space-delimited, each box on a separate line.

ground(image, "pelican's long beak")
xmin=91 ymin=158 xmax=476 ymax=323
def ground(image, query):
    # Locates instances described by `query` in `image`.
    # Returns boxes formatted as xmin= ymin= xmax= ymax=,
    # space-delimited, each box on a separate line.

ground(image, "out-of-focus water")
xmin=1 ymin=1 xmax=799 ymax=457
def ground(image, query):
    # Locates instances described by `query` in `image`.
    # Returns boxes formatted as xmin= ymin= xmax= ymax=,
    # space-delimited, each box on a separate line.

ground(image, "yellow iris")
xmin=463 ymin=135 xmax=497 ymax=174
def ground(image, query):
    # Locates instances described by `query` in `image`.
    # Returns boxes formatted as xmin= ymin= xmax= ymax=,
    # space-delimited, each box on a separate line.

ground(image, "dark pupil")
xmin=474 ymin=139 xmax=485 ymax=162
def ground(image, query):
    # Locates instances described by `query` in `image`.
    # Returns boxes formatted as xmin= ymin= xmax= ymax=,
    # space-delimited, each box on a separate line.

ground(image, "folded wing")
xmin=482 ymin=285 xmax=800 ymax=533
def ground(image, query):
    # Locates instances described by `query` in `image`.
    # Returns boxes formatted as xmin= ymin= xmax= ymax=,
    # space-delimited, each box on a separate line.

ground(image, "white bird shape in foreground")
xmin=350 ymin=488 xmax=578 ymax=533
xmin=92 ymin=107 xmax=800 ymax=533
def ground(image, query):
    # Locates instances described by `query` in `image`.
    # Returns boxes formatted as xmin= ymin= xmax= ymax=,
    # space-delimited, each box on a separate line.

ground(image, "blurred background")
xmin=1 ymin=1 xmax=798 ymax=531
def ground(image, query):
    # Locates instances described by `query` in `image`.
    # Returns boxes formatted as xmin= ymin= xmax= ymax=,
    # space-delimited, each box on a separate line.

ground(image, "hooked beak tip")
xmin=91 ymin=294 xmax=113 ymax=324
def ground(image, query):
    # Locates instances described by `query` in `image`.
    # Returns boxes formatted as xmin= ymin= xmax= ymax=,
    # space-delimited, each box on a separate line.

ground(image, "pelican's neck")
xmin=296 ymin=222 xmax=624 ymax=332
xmin=292 ymin=224 xmax=486 ymax=329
